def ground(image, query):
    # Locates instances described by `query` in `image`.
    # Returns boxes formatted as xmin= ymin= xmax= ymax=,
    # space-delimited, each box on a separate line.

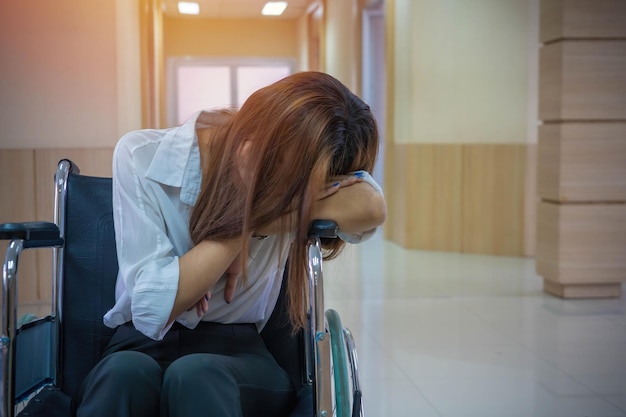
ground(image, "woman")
xmin=72 ymin=71 xmax=386 ymax=417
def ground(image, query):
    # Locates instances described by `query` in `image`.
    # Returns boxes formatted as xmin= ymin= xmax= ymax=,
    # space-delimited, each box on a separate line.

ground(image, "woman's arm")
xmin=168 ymin=237 xmax=242 ymax=324
xmin=254 ymin=172 xmax=386 ymax=238
xmin=311 ymin=180 xmax=386 ymax=235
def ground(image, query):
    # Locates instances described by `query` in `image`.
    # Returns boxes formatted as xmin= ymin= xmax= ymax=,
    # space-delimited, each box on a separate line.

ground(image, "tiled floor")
xmin=323 ymin=232 xmax=626 ymax=417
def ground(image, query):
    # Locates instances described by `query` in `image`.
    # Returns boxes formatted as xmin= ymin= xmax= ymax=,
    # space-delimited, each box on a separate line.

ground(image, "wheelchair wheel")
xmin=343 ymin=328 xmax=363 ymax=417
xmin=326 ymin=309 xmax=350 ymax=417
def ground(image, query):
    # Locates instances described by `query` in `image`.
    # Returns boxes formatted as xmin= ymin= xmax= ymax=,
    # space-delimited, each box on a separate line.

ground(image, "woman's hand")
xmin=186 ymin=253 xmax=241 ymax=317
xmin=188 ymin=292 xmax=211 ymax=317
xmin=170 ymin=237 xmax=242 ymax=325
xmin=317 ymin=174 xmax=363 ymax=200
xmin=223 ymin=253 xmax=242 ymax=303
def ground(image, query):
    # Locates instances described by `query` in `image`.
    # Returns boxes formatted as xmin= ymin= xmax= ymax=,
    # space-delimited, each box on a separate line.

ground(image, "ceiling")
xmin=162 ymin=0 xmax=311 ymax=19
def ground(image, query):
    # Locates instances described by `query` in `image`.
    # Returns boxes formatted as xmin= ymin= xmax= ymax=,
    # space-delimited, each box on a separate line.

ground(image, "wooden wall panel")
xmin=537 ymin=201 xmax=626 ymax=296
xmin=539 ymin=41 xmax=626 ymax=121
xmin=0 ymin=150 xmax=36 ymax=222
xmin=538 ymin=123 xmax=626 ymax=202
xmin=541 ymin=0 xmax=626 ymax=43
xmin=538 ymin=42 xmax=563 ymax=121
xmin=404 ymin=144 xmax=463 ymax=252
xmin=462 ymin=145 xmax=526 ymax=256
xmin=0 ymin=150 xmax=39 ymax=305
xmin=385 ymin=143 xmax=528 ymax=256
xmin=537 ymin=0 xmax=626 ymax=296
xmin=537 ymin=126 xmax=562 ymax=199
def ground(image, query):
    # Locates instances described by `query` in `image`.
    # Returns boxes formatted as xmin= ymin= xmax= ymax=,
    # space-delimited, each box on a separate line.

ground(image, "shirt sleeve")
xmin=336 ymin=170 xmax=384 ymax=244
xmin=111 ymin=134 xmax=179 ymax=340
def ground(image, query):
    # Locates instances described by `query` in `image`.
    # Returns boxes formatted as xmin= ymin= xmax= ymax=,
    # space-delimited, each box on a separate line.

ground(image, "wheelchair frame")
xmin=1 ymin=159 xmax=363 ymax=417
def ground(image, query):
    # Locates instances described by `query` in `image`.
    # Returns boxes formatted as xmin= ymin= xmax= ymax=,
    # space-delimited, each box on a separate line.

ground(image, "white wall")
xmin=0 ymin=0 xmax=141 ymax=149
xmin=394 ymin=0 xmax=533 ymax=144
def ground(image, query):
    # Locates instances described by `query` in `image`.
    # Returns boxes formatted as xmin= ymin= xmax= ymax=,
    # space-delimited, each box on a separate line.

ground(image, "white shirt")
xmin=103 ymin=112 xmax=382 ymax=341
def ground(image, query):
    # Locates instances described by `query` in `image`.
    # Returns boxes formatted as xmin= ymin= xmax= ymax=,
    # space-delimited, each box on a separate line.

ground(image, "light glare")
xmin=178 ymin=2 xmax=200 ymax=15
xmin=262 ymin=2 xmax=287 ymax=16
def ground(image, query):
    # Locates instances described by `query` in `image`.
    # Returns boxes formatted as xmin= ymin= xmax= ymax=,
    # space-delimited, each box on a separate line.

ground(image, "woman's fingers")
xmin=318 ymin=173 xmax=364 ymax=200
xmin=336 ymin=176 xmax=361 ymax=189
xmin=317 ymin=184 xmax=340 ymax=200
xmin=224 ymin=273 xmax=238 ymax=304
xmin=224 ymin=253 xmax=242 ymax=303
xmin=192 ymin=292 xmax=211 ymax=317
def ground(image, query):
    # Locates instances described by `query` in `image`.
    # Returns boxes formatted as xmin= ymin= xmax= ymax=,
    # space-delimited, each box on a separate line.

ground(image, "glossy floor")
xmin=323 ymin=233 xmax=626 ymax=417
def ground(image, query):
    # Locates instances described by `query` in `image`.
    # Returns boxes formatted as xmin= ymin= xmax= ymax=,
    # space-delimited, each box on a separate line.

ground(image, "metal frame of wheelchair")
xmin=1 ymin=159 xmax=364 ymax=417
xmin=306 ymin=225 xmax=364 ymax=417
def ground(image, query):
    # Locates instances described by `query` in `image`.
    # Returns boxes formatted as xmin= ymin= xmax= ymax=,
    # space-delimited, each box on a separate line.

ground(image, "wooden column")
xmin=537 ymin=0 xmax=626 ymax=297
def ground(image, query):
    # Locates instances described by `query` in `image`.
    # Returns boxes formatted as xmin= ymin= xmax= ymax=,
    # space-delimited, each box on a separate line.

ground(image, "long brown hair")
xmin=189 ymin=71 xmax=379 ymax=329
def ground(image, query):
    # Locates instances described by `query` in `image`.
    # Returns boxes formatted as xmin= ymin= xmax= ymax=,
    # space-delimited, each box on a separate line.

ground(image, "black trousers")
xmin=71 ymin=322 xmax=297 ymax=417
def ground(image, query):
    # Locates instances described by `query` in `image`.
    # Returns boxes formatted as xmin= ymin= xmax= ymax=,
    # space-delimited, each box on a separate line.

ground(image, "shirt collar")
xmin=145 ymin=112 xmax=203 ymax=206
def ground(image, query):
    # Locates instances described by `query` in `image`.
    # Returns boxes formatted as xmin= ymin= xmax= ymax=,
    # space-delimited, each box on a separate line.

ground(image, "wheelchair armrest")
xmin=0 ymin=221 xmax=64 ymax=248
xmin=308 ymin=220 xmax=338 ymax=239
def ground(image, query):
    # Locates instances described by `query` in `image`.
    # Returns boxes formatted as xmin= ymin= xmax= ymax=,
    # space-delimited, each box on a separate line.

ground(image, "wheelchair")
xmin=1 ymin=159 xmax=364 ymax=417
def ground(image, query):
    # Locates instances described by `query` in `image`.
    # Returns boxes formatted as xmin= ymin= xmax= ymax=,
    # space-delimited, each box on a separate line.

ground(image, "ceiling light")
xmin=178 ymin=2 xmax=200 ymax=15
xmin=262 ymin=2 xmax=287 ymax=16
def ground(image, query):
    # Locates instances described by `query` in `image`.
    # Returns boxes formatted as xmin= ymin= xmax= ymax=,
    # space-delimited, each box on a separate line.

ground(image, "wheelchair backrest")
xmin=59 ymin=168 xmax=118 ymax=397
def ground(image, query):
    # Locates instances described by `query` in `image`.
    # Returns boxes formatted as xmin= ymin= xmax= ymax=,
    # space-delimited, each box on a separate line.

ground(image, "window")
xmin=168 ymin=58 xmax=294 ymax=125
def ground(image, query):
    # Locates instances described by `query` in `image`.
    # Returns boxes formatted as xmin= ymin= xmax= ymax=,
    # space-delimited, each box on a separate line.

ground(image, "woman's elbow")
xmin=370 ymin=193 xmax=387 ymax=227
